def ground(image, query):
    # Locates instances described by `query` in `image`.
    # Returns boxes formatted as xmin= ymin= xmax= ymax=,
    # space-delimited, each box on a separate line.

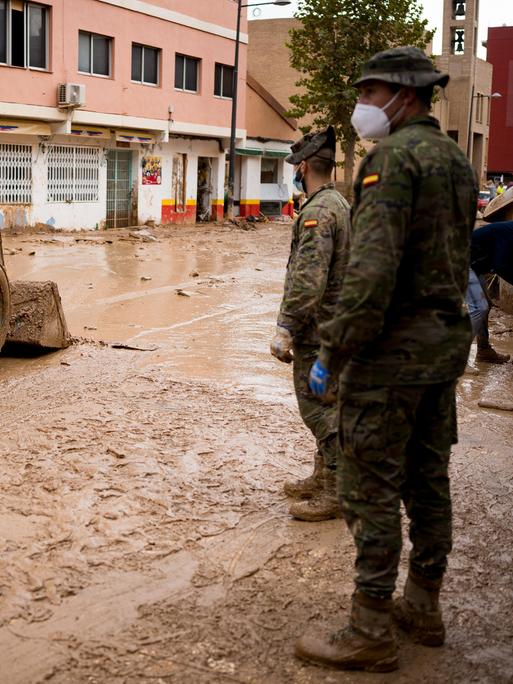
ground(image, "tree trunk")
xmin=343 ymin=136 xmax=356 ymax=202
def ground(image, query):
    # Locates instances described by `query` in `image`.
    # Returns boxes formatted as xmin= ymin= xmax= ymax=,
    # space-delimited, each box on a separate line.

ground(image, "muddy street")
xmin=1 ymin=224 xmax=513 ymax=684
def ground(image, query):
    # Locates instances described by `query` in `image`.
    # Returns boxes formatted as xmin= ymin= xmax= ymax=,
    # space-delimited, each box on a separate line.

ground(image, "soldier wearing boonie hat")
xmin=295 ymin=47 xmax=478 ymax=673
xmin=352 ymin=46 xmax=449 ymax=88
xmin=270 ymin=126 xmax=351 ymax=523
xmin=285 ymin=126 xmax=337 ymax=165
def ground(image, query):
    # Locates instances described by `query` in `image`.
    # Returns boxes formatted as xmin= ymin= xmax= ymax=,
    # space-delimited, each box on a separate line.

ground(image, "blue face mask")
xmin=294 ymin=166 xmax=307 ymax=193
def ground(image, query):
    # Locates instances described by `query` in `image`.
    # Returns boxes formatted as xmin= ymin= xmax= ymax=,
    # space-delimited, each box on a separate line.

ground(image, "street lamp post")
xmin=226 ymin=0 xmax=291 ymax=220
xmin=466 ymin=91 xmax=502 ymax=158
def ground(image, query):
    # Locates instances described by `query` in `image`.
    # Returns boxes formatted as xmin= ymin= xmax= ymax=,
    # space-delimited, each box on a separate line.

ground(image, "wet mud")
xmin=1 ymin=224 xmax=513 ymax=683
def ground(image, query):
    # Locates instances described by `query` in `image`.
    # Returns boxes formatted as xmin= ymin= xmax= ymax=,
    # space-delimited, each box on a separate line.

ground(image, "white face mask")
xmin=351 ymin=90 xmax=404 ymax=140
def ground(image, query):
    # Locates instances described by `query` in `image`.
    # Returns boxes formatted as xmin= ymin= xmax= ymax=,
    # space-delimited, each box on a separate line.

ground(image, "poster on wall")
xmin=142 ymin=156 xmax=162 ymax=185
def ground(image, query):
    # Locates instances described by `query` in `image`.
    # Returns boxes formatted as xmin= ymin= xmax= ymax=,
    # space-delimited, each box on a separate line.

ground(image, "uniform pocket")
xmin=340 ymin=387 xmax=392 ymax=464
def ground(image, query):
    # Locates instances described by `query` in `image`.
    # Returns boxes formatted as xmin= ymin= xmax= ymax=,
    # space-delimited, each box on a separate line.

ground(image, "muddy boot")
xmin=289 ymin=467 xmax=341 ymax=521
xmin=393 ymin=572 xmax=445 ymax=647
xmin=476 ymin=345 xmax=510 ymax=364
xmin=295 ymin=591 xmax=399 ymax=672
xmin=283 ymin=451 xmax=324 ymax=500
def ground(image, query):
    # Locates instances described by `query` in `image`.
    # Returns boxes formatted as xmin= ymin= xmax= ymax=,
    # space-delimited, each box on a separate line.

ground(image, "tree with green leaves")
xmin=287 ymin=0 xmax=434 ymax=193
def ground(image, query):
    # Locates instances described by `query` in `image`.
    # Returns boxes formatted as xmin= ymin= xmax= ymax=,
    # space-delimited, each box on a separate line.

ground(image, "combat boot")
xmin=283 ymin=450 xmax=324 ymax=499
xmin=295 ymin=591 xmax=399 ymax=672
xmin=393 ymin=572 xmax=445 ymax=646
xmin=288 ymin=467 xmax=341 ymax=521
xmin=476 ymin=344 xmax=510 ymax=364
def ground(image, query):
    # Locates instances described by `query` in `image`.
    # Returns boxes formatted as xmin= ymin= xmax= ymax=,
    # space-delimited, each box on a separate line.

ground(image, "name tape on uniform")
xmin=362 ymin=173 xmax=380 ymax=188
xmin=304 ymin=219 xmax=319 ymax=228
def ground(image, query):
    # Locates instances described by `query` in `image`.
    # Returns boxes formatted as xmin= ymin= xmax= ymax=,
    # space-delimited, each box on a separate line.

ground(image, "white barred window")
xmin=47 ymin=145 xmax=101 ymax=202
xmin=0 ymin=143 xmax=32 ymax=203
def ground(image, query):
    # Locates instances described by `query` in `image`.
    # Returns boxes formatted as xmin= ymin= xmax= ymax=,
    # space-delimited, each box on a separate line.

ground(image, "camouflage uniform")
xmin=319 ymin=115 xmax=477 ymax=597
xmin=279 ymin=182 xmax=351 ymax=467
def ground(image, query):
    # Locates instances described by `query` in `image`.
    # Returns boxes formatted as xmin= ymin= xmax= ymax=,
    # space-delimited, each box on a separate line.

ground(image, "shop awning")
xmin=0 ymin=119 xmax=51 ymax=136
xmin=70 ymin=125 xmax=110 ymax=139
xmin=116 ymin=129 xmax=156 ymax=144
xmin=235 ymin=147 xmax=263 ymax=156
xmin=263 ymin=150 xmax=289 ymax=158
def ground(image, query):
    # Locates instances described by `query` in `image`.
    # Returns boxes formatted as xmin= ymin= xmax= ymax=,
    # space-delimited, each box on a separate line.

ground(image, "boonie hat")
xmin=353 ymin=46 xmax=449 ymax=89
xmin=285 ymin=125 xmax=336 ymax=165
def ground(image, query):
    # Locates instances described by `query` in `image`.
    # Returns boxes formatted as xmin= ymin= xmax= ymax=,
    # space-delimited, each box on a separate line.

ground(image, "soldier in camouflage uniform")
xmin=296 ymin=48 xmax=477 ymax=672
xmin=270 ymin=126 xmax=351 ymax=521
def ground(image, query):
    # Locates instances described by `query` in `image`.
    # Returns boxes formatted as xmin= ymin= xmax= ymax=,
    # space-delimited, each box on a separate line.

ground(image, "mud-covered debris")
xmin=189 ymin=270 xmax=200 ymax=277
xmin=128 ymin=229 xmax=157 ymax=242
xmin=29 ymin=251 xmax=36 ymax=256
xmin=84 ymin=325 xmax=97 ymax=331
xmin=110 ymin=342 xmax=159 ymax=351
xmin=478 ymin=398 xmax=513 ymax=411
xmin=175 ymin=288 xmax=193 ymax=297
xmin=140 ymin=276 xmax=152 ymax=281
xmin=107 ymin=446 xmax=127 ymax=459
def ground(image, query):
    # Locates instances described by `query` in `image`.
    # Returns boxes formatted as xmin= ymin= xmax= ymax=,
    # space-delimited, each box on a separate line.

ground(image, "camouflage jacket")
xmin=278 ymin=183 xmax=351 ymax=346
xmin=318 ymin=116 xmax=478 ymax=385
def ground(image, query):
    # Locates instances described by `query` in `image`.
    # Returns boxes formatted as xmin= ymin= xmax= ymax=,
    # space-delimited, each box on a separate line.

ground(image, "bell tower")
xmin=439 ymin=0 xmax=492 ymax=182
xmin=442 ymin=0 xmax=479 ymax=60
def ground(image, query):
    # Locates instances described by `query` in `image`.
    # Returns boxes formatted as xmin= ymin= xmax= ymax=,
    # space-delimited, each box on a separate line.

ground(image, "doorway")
xmin=106 ymin=150 xmax=133 ymax=228
xmin=196 ymin=157 xmax=212 ymax=221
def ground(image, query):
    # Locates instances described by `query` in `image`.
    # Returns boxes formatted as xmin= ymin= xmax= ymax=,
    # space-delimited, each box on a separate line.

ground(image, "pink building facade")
xmin=0 ymin=0 xmax=253 ymax=228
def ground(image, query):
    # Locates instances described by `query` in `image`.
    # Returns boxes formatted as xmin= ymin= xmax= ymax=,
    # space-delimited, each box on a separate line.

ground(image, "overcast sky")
xmin=249 ymin=0 xmax=513 ymax=58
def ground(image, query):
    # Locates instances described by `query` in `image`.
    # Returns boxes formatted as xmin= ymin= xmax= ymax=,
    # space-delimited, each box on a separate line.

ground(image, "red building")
xmin=487 ymin=26 xmax=513 ymax=179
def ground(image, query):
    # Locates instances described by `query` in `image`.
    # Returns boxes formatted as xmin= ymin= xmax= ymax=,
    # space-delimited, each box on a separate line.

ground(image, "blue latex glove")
xmin=309 ymin=358 xmax=330 ymax=397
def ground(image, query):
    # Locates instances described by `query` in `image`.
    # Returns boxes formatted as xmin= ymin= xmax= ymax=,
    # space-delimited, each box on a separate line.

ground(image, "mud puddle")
xmin=3 ymin=226 xmax=292 ymax=402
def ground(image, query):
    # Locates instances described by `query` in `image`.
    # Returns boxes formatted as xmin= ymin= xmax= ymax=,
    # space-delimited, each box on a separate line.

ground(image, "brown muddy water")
xmin=3 ymin=226 xmax=292 ymax=402
xmin=1 ymin=224 xmax=512 ymax=684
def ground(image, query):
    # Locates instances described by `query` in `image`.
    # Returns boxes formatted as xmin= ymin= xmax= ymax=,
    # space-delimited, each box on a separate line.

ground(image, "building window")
xmin=78 ymin=31 xmax=111 ymax=77
xmin=451 ymin=28 xmax=465 ymax=55
xmin=131 ymin=43 xmax=159 ymax=85
xmin=0 ymin=143 xmax=32 ymax=203
xmin=261 ymin=157 xmax=278 ymax=184
xmin=175 ymin=53 xmax=199 ymax=92
xmin=452 ymin=1 xmax=466 ymax=20
xmin=47 ymin=146 xmax=101 ymax=203
xmin=214 ymin=63 xmax=234 ymax=98
xmin=0 ymin=1 xmax=48 ymax=69
xmin=475 ymin=95 xmax=484 ymax=124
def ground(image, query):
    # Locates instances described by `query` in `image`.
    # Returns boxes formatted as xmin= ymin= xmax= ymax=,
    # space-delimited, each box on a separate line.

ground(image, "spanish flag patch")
xmin=362 ymin=173 xmax=380 ymax=188
xmin=304 ymin=219 xmax=318 ymax=228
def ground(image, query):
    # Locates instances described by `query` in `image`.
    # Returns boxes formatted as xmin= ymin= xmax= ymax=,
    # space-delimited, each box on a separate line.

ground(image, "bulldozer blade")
xmin=7 ymin=280 xmax=71 ymax=350
xmin=0 ymin=264 xmax=10 ymax=351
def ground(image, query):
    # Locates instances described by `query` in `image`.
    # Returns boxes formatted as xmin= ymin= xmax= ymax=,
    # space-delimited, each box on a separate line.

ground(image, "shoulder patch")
xmin=304 ymin=219 xmax=318 ymax=228
xmin=362 ymin=173 xmax=380 ymax=188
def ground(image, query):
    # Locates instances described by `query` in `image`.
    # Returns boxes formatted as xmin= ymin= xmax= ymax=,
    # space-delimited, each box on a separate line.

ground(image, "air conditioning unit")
xmin=57 ymin=83 xmax=86 ymax=108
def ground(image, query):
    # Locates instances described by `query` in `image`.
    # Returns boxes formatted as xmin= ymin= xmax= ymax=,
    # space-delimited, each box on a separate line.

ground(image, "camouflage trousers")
xmin=338 ymin=381 xmax=457 ymax=599
xmin=293 ymin=343 xmax=338 ymax=468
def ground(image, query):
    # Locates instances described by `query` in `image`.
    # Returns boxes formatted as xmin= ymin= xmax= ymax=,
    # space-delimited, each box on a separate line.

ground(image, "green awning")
xmin=235 ymin=147 xmax=263 ymax=156
xmin=263 ymin=150 xmax=289 ymax=158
